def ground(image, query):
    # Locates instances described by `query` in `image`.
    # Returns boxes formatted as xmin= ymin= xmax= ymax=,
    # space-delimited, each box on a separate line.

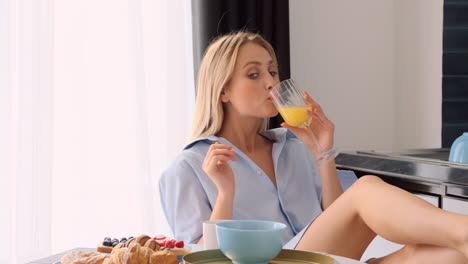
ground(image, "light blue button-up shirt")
xmin=159 ymin=128 xmax=357 ymax=246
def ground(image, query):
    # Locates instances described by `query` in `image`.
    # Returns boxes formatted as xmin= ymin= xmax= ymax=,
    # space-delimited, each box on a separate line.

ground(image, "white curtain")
xmin=1 ymin=0 xmax=53 ymax=263
xmin=1 ymin=0 xmax=194 ymax=262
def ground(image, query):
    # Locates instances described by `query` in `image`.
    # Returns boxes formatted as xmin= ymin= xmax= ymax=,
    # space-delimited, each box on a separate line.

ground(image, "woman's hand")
xmin=202 ymin=142 xmax=238 ymax=195
xmin=281 ymin=91 xmax=335 ymax=156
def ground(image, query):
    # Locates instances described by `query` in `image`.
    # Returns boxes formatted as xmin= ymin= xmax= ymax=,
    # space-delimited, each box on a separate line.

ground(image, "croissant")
xmin=144 ymin=238 xmax=161 ymax=251
xmin=134 ymin=235 xmax=151 ymax=246
xmin=83 ymin=236 xmax=180 ymax=264
xmin=150 ymin=250 xmax=179 ymax=264
xmin=61 ymin=250 xmax=108 ymax=264
xmin=105 ymin=243 xmax=154 ymax=264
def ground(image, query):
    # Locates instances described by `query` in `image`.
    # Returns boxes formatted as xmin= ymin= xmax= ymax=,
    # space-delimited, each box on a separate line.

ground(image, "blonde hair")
xmin=188 ymin=31 xmax=278 ymax=141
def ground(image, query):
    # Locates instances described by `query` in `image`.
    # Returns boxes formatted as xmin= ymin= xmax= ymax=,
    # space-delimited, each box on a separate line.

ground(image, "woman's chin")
xmin=267 ymin=110 xmax=279 ymax=118
xmin=255 ymin=108 xmax=278 ymax=119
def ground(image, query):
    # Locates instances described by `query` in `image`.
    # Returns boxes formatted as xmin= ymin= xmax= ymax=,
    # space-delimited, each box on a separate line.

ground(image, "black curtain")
xmin=191 ymin=0 xmax=290 ymax=128
xmin=442 ymin=0 xmax=468 ymax=147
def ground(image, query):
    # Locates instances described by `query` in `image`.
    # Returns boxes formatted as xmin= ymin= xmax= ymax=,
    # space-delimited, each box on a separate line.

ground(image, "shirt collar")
xmin=183 ymin=127 xmax=296 ymax=150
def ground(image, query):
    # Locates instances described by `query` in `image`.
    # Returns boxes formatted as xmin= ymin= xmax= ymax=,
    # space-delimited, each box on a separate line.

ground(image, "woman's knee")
xmin=354 ymin=175 xmax=383 ymax=188
xmin=342 ymin=175 xmax=383 ymax=202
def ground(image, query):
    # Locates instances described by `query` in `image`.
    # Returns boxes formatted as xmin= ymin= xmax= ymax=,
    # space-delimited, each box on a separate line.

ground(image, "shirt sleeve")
xmin=337 ymin=169 xmax=358 ymax=191
xmin=159 ymin=155 xmax=212 ymax=244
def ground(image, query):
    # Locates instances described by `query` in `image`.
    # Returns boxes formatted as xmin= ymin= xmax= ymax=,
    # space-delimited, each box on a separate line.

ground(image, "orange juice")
xmin=277 ymin=106 xmax=312 ymax=127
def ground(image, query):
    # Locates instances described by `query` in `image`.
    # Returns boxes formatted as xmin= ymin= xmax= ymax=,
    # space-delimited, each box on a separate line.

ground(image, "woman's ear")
xmin=220 ymin=89 xmax=230 ymax=103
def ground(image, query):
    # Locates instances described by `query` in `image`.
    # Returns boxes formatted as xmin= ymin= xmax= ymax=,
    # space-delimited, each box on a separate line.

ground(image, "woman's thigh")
xmin=295 ymin=176 xmax=379 ymax=260
xmin=371 ymin=244 xmax=468 ymax=264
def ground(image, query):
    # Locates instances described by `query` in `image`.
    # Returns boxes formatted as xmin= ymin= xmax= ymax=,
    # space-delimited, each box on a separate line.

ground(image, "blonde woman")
xmin=159 ymin=31 xmax=468 ymax=263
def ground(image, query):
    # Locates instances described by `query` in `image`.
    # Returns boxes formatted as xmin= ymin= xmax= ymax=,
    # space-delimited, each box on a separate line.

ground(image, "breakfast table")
xmin=28 ymin=244 xmax=366 ymax=264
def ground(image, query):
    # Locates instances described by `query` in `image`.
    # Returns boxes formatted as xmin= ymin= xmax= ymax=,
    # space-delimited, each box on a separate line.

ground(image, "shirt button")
xmin=257 ymin=171 xmax=262 ymax=175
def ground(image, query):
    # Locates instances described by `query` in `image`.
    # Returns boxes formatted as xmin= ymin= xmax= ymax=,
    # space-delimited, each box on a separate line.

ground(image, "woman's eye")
xmin=270 ymin=71 xmax=278 ymax=77
xmin=248 ymin=73 xmax=259 ymax=79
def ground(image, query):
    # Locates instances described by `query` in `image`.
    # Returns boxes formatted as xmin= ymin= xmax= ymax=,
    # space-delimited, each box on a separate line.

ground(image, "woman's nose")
xmin=266 ymin=77 xmax=277 ymax=91
xmin=266 ymin=83 xmax=273 ymax=91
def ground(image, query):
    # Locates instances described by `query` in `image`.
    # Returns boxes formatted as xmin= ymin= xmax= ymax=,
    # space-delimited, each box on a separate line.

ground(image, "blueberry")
xmin=112 ymin=242 xmax=119 ymax=247
xmin=111 ymin=238 xmax=119 ymax=243
xmin=102 ymin=241 xmax=111 ymax=246
xmin=104 ymin=237 xmax=111 ymax=241
xmin=120 ymin=237 xmax=127 ymax=243
xmin=128 ymin=236 xmax=134 ymax=240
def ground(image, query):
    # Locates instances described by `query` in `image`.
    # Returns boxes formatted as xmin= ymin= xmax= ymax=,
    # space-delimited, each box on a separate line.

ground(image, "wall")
xmin=394 ymin=0 xmax=443 ymax=149
xmin=289 ymin=0 xmax=443 ymax=151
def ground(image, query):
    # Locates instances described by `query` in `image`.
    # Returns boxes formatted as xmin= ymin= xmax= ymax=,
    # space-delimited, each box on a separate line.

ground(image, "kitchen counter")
xmin=335 ymin=148 xmax=468 ymax=198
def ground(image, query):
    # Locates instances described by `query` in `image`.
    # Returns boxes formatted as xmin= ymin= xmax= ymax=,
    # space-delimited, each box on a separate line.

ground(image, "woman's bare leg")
xmin=370 ymin=244 xmax=468 ymax=264
xmin=295 ymin=176 xmax=468 ymax=260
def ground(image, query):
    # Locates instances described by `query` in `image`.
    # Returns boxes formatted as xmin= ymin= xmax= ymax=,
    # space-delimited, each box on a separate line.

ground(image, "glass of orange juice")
xmin=270 ymin=79 xmax=338 ymax=163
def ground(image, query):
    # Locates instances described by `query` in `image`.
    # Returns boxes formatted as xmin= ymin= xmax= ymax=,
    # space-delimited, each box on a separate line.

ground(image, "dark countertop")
xmin=335 ymin=149 xmax=468 ymax=198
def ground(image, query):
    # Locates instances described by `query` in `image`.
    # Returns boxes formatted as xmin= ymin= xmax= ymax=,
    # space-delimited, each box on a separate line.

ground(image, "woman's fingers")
xmin=206 ymin=143 xmax=237 ymax=166
xmin=208 ymin=146 xmax=237 ymax=160
xmin=211 ymin=148 xmax=236 ymax=156
xmin=281 ymin=122 xmax=297 ymax=132
xmin=303 ymin=91 xmax=333 ymax=125
xmin=214 ymin=155 xmax=236 ymax=165
xmin=307 ymin=109 xmax=326 ymax=125
xmin=211 ymin=151 xmax=238 ymax=164
xmin=280 ymin=122 xmax=311 ymax=139
xmin=209 ymin=142 xmax=232 ymax=150
xmin=207 ymin=143 xmax=234 ymax=158
xmin=303 ymin=91 xmax=328 ymax=116
xmin=303 ymin=91 xmax=320 ymax=108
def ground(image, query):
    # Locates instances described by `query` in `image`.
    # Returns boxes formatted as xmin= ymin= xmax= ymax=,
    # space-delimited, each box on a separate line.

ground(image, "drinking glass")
xmin=270 ymin=79 xmax=339 ymax=163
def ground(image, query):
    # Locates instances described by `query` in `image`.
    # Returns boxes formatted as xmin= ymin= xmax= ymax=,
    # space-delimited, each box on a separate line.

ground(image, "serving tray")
xmin=183 ymin=249 xmax=337 ymax=264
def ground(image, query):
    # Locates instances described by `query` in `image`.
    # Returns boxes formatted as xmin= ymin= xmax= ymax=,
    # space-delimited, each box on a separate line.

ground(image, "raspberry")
xmin=154 ymin=235 xmax=166 ymax=240
xmin=165 ymin=240 xmax=175 ymax=248
xmin=175 ymin=240 xmax=184 ymax=248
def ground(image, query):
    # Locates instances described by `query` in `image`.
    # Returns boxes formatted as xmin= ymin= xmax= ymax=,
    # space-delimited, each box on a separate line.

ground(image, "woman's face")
xmin=221 ymin=42 xmax=280 ymax=119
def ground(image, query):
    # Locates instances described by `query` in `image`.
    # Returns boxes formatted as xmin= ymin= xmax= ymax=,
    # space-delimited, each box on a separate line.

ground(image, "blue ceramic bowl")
xmin=216 ymin=220 xmax=286 ymax=264
xmin=449 ymin=132 xmax=468 ymax=164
